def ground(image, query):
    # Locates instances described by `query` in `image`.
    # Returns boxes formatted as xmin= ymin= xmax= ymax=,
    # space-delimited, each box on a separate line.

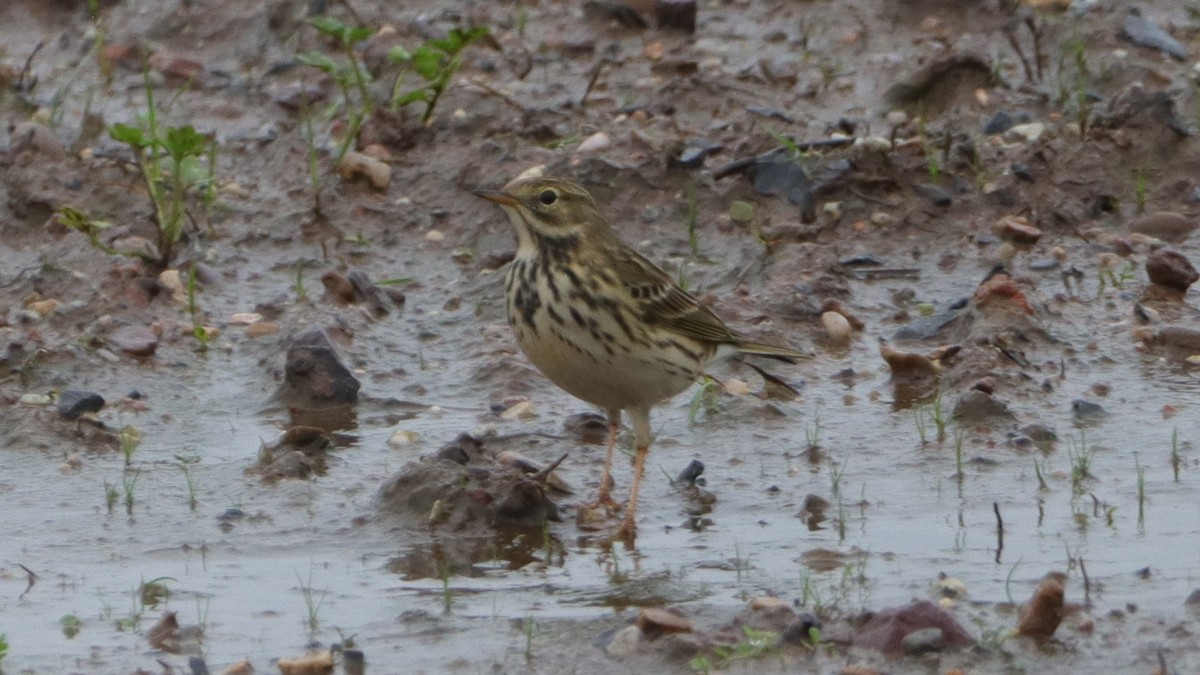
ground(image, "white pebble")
xmin=501 ymin=400 xmax=537 ymax=420
xmin=229 ymin=312 xmax=262 ymax=325
xmin=19 ymin=393 xmax=53 ymax=406
xmin=1007 ymin=122 xmax=1045 ymax=142
xmin=574 ymin=131 xmax=611 ymax=154
xmin=388 ymin=429 xmax=421 ymax=447
xmin=885 ymin=110 xmax=908 ymax=126
xmin=821 ymin=311 xmax=853 ymax=342
xmin=425 ymin=229 xmax=445 ymax=242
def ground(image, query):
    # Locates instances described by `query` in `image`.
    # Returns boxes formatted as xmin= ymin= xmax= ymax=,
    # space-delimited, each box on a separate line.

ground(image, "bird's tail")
xmin=736 ymin=340 xmax=813 ymax=364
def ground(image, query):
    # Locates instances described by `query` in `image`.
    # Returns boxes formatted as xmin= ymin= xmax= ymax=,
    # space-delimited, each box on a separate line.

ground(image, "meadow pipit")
xmin=475 ymin=177 xmax=807 ymax=539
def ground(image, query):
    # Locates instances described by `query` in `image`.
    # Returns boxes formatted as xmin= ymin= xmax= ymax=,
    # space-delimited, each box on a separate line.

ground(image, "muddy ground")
xmin=2 ymin=0 xmax=1200 ymax=673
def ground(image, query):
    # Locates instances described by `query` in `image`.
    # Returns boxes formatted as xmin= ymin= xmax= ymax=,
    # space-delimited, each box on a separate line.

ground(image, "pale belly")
xmin=505 ymin=259 xmax=712 ymax=412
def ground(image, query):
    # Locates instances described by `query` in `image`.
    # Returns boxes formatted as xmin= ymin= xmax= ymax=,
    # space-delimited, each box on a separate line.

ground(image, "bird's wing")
xmin=608 ymin=244 xmax=740 ymax=345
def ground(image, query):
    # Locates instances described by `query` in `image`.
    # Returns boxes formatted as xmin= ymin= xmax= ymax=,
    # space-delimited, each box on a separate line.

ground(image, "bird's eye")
xmin=538 ymin=189 xmax=558 ymax=205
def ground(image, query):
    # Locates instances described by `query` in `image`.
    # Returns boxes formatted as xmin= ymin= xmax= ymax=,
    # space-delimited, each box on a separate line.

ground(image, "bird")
xmin=474 ymin=176 xmax=807 ymax=539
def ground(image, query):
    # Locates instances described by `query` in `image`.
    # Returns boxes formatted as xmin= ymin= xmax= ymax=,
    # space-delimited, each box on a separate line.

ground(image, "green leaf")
xmin=297 ymin=51 xmax=339 ymax=73
xmin=409 ymin=46 xmax=443 ymax=81
xmin=387 ymin=45 xmax=412 ymax=63
xmin=308 ymin=16 xmax=349 ymax=39
xmin=163 ymin=126 xmax=209 ymax=161
xmin=394 ymin=89 xmax=429 ymax=106
xmin=345 ymin=26 xmax=374 ymax=43
xmin=109 ymin=123 xmax=147 ymax=148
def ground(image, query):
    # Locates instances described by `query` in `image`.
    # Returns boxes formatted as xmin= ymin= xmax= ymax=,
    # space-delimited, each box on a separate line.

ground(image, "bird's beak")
xmin=472 ymin=189 xmax=520 ymax=207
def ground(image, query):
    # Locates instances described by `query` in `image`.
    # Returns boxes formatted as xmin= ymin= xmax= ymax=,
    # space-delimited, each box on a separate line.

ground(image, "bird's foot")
xmin=576 ymin=485 xmax=624 ymax=516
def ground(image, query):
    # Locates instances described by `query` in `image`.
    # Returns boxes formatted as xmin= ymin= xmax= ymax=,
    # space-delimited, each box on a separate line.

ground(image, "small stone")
xmin=575 ymin=131 xmax=611 ymax=154
xmin=983 ymin=110 xmax=1014 ymax=135
xmin=729 ymin=200 xmax=755 ymax=223
xmin=885 ymin=110 xmax=908 ymax=126
xmin=338 ymin=151 xmax=391 ymax=190
xmin=500 ymin=400 xmax=536 ymax=420
xmin=274 ymin=328 xmax=361 ymax=409
xmin=388 ymin=429 xmax=420 ymax=447
xmin=1071 ymin=399 xmax=1106 ymax=419
xmin=425 ymin=229 xmax=445 ymax=243
xmin=109 ymin=325 xmax=159 ymax=357
xmin=1018 ymin=572 xmax=1067 ymax=643
xmin=19 ymin=393 xmax=54 ymax=406
xmin=25 ymin=299 xmax=60 ymax=316
xmin=901 ymin=627 xmax=945 ymax=655
xmin=147 ymin=51 xmax=205 ymax=81
xmin=1185 ymin=588 xmax=1200 ymax=608
xmin=245 ymin=321 xmax=279 ymax=337
xmin=636 ymin=607 xmax=693 ymax=635
xmin=57 ymin=390 xmax=105 ymax=420
xmin=8 ymin=121 xmax=66 ymax=159
xmin=1145 ymin=249 xmax=1198 ymax=293
xmin=953 ymin=390 xmax=1013 ymax=422
xmin=159 ymin=269 xmax=186 ymax=303
xmin=913 ymin=183 xmax=952 ymax=207
xmin=1007 ymin=122 xmax=1045 ymax=142
xmin=1129 ymin=212 xmax=1197 ymax=243
xmin=822 ymin=201 xmax=842 ymax=220
xmin=970 ymin=376 xmax=995 ymax=394
xmin=751 ymin=596 xmax=791 ymax=610
xmin=321 ymin=270 xmax=356 ymax=303
xmin=723 ymin=378 xmax=750 ymax=395
xmin=605 ymin=624 xmax=642 ymax=658
xmin=993 ymin=215 xmax=1043 ymax=244
xmin=821 ymin=311 xmax=853 ymax=342
xmin=229 ymin=312 xmax=262 ymax=325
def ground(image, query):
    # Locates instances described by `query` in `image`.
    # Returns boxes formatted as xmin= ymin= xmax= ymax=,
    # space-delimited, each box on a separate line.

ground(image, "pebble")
xmin=500 ymin=400 xmax=536 ymax=420
xmin=9 ymin=121 xmax=66 ymax=159
xmin=26 ymin=298 xmax=60 ymax=316
xmin=1018 ymin=572 xmax=1067 ymax=643
xmin=388 ymin=429 xmax=421 ymax=447
xmin=1007 ymin=122 xmax=1045 ymax=142
xmin=821 ymin=311 xmax=853 ymax=342
xmin=993 ymin=215 xmax=1043 ymax=244
xmin=19 ymin=393 xmax=53 ymax=406
xmin=1071 ymin=399 xmax=1106 ymax=419
xmin=605 ymin=624 xmax=642 ymax=657
xmin=952 ymin=390 xmax=1013 ymax=422
xmin=57 ymin=390 xmax=105 ymax=420
xmin=913 ymin=183 xmax=952 ymax=207
xmin=159 ymin=269 xmax=186 ymax=304
xmin=109 ymin=324 xmax=159 ymax=357
xmin=338 ymin=151 xmax=391 ymax=190
xmin=1129 ymin=212 xmax=1197 ymax=243
xmin=636 ymin=608 xmax=694 ymax=635
xmin=885 ymin=110 xmax=908 ymax=126
xmin=229 ymin=312 xmax=262 ymax=325
xmin=1145 ymin=249 xmax=1198 ymax=293
xmin=901 ymin=627 xmax=945 ymax=655
xmin=575 ymin=131 xmax=611 ymax=154
xmin=425 ymin=229 xmax=445 ymax=243
xmin=245 ymin=321 xmax=279 ymax=337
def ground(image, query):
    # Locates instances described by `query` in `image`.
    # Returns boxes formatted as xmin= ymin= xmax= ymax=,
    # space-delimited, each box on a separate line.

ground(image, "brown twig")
xmin=993 ymin=502 xmax=1004 ymax=564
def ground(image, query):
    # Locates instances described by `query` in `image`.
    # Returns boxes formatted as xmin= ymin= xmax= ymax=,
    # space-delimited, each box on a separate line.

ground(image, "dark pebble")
xmin=913 ymin=182 xmax=953 ymax=207
xmin=676 ymin=459 xmax=705 ymax=484
xmin=1071 ymin=399 xmax=1106 ymax=419
xmin=1185 ymin=588 xmax=1200 ymax=608
xmin=1011 ymin=161 xmax=1034 ymax=182
xmin=1145 ymin=249 xmax=1198 ymax=293
xmin=983 ymin=111 xmax=1013 ymax=134
xmin=839 ymin=254 xmax=885 ymax=267
xmin=187 ymin=656 xmax=210 ymax=675
xmin=218 ymin=508 xmax=245 ymax=521
xmin=57 ymin=390 xmax=105 ymax=420
xmin=901 ymin=627 xmax=945 ymax=655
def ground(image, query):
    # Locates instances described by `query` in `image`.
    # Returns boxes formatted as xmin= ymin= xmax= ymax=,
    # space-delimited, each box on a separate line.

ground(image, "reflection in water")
xmin=385 ymin=525 xmax=566 ymax=581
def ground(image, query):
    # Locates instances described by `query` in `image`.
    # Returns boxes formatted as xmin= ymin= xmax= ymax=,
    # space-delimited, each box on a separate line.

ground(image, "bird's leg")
xmin=580 ymin=410 xmax=621 ymax=514
xmin=617 ymin=407 xmax=652 ymax=540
